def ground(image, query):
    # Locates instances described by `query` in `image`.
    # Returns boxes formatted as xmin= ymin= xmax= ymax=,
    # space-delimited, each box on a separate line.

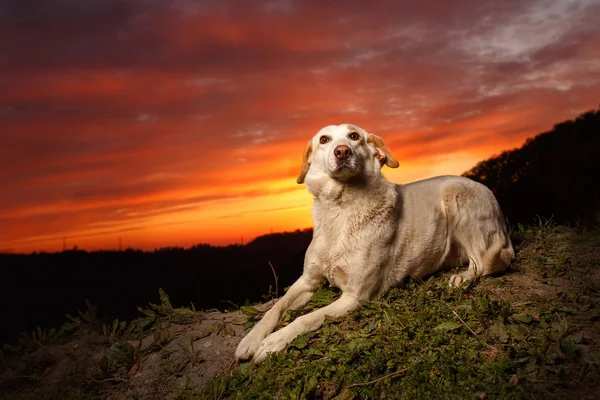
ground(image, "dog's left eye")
xmin=349 ymin=132 xmax=360 ymax=141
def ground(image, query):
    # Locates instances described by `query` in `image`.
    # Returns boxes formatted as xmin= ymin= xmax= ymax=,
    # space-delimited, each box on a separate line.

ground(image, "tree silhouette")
xmin=0 ymin=229 xmax=313 ymax=345
xmin=463 ymin=108 xmax=600 ymax=225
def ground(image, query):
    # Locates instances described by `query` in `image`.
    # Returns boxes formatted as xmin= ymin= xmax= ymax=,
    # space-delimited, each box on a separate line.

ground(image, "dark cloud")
xmin=0 ymin=0 xmax=532 ymax=74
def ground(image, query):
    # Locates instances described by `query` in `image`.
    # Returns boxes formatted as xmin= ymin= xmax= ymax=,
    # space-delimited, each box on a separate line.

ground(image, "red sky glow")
xmin=2 ymin=0 xmax=600 ymax=253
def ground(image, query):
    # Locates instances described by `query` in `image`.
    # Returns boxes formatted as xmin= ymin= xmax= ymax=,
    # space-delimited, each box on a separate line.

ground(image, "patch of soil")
xmin=0 ymin=303 xmax=274 ymax=400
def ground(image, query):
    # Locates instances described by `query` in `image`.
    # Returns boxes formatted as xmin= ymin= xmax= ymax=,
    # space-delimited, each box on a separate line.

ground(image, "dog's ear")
xmin=367 ymin=133 xmax=399 ymax=168
xmin=296 ymin=140 xmax=313 ymax=184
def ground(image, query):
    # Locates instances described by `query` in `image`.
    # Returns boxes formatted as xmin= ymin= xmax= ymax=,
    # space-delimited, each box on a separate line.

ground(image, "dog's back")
xmin=388 ymin=175 xmax=514 ymax=288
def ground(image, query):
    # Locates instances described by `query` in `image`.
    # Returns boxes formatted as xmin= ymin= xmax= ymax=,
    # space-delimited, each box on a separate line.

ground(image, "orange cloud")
xmin=2 ymin=0 xmax=600 ymax=253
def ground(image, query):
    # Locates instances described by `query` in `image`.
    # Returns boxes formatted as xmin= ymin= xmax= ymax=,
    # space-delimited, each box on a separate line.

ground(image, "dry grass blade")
xmin=269 ymin=261 xmax=279 ymax=301
xmin=346 ymin=368 xmax=408 ymax=388
xmin=452 ymin=310 xmax=478 ymax=337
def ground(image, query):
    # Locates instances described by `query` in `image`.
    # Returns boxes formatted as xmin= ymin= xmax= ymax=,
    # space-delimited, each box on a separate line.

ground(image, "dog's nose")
xmin=334 ymin=145 xmax=352 ymax=160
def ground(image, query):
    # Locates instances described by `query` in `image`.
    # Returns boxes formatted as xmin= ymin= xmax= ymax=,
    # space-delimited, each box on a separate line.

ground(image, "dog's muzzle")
xmin=334 ymin=145 xmax=352 ymax=160
xmin=334 ymin=145 xmax=352 ymax=167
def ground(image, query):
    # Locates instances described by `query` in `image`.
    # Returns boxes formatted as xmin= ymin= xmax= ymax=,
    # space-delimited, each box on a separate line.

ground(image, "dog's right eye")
xmin=319 ymin=136 xmax=330 ymax=144
xmin=349 ymin=132 xmax=360 ymax=141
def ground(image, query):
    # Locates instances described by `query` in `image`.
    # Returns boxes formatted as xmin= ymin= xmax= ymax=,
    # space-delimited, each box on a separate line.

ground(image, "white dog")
xmin=236 ymin=124 xmax=514 ymax=363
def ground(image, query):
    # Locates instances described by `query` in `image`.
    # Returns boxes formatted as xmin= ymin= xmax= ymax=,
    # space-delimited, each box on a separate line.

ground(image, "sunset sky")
xmin=1 ymin=0 xmax=600 ymax=253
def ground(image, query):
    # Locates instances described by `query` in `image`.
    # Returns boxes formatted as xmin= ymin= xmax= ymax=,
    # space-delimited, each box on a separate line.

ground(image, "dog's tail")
xmin=498 ymin=244 xmax=515 ymax=271
xmin=484 ymin=233 xmax=514 ymax=276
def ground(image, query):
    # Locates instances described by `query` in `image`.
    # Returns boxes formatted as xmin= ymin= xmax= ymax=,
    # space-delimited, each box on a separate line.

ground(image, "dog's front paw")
xmin=449 ymin=273 xmax=470 ymax=288
xmin=253 ymin=328 xmax=295 ymax=364
xmin=235 ymin=327 xmax=269 ymax=361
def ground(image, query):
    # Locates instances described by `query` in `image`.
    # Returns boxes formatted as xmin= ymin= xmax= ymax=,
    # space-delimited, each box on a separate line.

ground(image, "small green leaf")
xmin=290 ymin=335 xmax=308 ymax=349
xmin=305 ymin=347 xmax=324 ymax=357
xmin=564 ymin=331 xmax=583 ymax=344
xmin=240 ymin=306 xmax=263 ymax=317
xmin=513 ymin=313 xmax=532 ymax=324
xmin=433 ymin=321 xmax=462 ymax=332
xmin=303 ymin=373 xmax=319 ymax=397
xmin=363 ymin=318 xmax=380 ymax=333
xmin=158 ymin=288 xmax=173 ymax=310
xmin=224 ymin=324 xmax=235 ymax=337
xmin=347 ymin=338 xmax=374 ymax=353
xmin=549 ymin=317 xmax=568 ymax=341
xmin=137 ymin=307 xmax=156 ymax=317
xmin=489 ymin=321 xmax=509 ymax=343
xmin=212 ymin=321 xmax=224 ymax=334
xmin=508 ymin=324 xmax=527 ymax=341
xmin=171 ymin=308 xmax=197 ymax=324
xmin=333 ymin=388 xmax=356 ymax=400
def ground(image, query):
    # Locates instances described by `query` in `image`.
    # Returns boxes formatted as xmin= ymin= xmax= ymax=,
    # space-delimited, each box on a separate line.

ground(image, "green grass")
xmin=215 ymin=283 xmax=594 ymax=399
xmin=1 ymin=224 xmax=599 ymax=399
xmin=208 ymin=224 xmax=600 ymax=399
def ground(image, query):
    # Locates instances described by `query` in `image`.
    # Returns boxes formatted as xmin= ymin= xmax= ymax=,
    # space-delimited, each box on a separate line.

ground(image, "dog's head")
xmin=296 ymin=124 xmax=399 ymax=185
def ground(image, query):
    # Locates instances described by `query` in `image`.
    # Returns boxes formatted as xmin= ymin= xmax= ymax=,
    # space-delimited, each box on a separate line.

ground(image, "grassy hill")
xmin=1 ymin=222 xmax=599 ymax=399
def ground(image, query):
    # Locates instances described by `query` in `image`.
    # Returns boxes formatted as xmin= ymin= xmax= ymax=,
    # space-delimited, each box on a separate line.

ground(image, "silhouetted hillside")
xmin=0 ymin=229 xmax=312 ymax=345
xmin=463 ymin=108 xmax=600 ymax=225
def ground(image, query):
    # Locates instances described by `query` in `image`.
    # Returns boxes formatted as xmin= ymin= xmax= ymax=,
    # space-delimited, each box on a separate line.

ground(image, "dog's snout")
xmin=334 ymin=145 xmax=352 ymax=160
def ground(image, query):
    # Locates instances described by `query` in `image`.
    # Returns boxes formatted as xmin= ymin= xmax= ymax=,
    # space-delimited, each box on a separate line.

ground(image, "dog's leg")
xmin=235 ymin=273 xmax=321 ymax=361
xmin=449 ymin=239 xmax=512 ymax=287
xmin=253 ymin=293 xmax=360 ymax=363
xmin=449 ymin=255 xmax=484 ymax=287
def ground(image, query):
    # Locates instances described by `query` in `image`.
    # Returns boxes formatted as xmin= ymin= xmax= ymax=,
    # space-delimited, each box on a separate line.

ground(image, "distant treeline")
xmin=0 ymin=229 xmax=312 ymax=345
xmin=463 ymin=108 xmax=600 ymax=225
